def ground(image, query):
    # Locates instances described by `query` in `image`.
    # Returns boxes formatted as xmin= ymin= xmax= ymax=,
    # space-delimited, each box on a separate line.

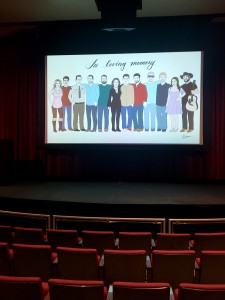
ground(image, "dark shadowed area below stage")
xmin=0 ymin=180 xmax=225 ymax=219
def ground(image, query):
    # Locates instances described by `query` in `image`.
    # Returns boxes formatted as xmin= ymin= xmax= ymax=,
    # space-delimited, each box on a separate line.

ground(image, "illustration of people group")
xmin=49 ymin=71 xmax=199 ymax=134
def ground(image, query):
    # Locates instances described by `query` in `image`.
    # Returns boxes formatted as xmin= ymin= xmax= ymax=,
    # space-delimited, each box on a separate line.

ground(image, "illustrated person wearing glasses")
xmin=49 ymin=79 xmax=63 ymax=132
xmin=69 ymin=75 xmax=86 ymax=131
xmin=180 ymin=72 xmax=199 ymax=133
xmin=144 ymin=71 xmax=159 ymax=132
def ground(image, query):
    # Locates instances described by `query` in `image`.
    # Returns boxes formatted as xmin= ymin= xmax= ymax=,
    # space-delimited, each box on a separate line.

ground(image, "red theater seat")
xmin=192 ymin=232 xmax=225 ymax=257
xmin=82 ymin=230 xmax=115 ymax=255
xmin=174 ymin=283 xmax=225 ymax=300
xmin=47 ymin=229 xmax=81 ymax=251
xmin=0 ymin=275 xmax=49 ymax=300
xmin=104 ymin=249 xmax=147 ymax=286
xmin=118 ymin=231 xmax=152 ymax=255
xmin=0 ymin=225 xmax=14 ymax=245
xmin=57 ymin=247 xmax=101 ymax=280
xmin=13 ymin=243 xmax=56 ymax=282
xmin=151 ymin=250 xmax=195 ymax=290
xmin=0 ymin=242 xmax=14 ymax=275
xmin=113 ymin=281 xmax=171 ymax=300
xmin=155 ymin=233 xmax=190 ymax=250
xmin=14 ymin=227 xmax=47 ymax=245
xmin=197 ymin=250 xmax=225 ymax=283
xmin=48 ymin=279 xmax=107 ymax=300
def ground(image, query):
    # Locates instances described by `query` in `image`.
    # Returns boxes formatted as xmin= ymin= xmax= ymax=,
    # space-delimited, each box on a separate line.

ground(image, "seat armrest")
xmin=99 ymin=255 xmax=104 ymax=267
xmin=114 ymin=238 xmax=119 ymax=248
xmin=106 ymin=285 xmax=113 ymax=300
xmin=170 ymin=287 xmax=175 ymax=300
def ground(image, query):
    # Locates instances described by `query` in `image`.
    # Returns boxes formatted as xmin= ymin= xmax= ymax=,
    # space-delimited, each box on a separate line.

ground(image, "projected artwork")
xmin=45 ymin=51 xmax=203 ymax=145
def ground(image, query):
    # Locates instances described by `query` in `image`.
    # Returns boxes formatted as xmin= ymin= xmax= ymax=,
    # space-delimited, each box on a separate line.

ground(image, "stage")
xmin=0 ymin=180 xmax=225 ymax=219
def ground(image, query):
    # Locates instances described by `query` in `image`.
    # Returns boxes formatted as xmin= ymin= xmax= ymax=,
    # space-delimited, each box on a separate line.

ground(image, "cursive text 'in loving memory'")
xmin=86 ymin=59 xmax=156 ymax=71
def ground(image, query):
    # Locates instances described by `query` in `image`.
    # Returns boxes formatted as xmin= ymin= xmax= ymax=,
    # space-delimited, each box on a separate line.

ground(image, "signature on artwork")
xmin=182 ymin=134 xmax=191 ymax=139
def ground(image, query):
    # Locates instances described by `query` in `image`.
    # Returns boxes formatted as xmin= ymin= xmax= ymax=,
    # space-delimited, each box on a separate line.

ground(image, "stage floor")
xmin=0 ymin=180 xmax=225 ymax=205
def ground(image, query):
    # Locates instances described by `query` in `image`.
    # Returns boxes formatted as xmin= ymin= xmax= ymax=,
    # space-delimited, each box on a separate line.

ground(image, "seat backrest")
xmin=156 ymin=233 xmax=190 ymax=250
xmin=104 ymin=249 xmax=146 ymax=286
xmin=199 ymin=250 xmax=225 ymax=283
xmin=0 ymin=275 xmax=46 ymax=300
xmin=194 ymin=232 xmax=225 ymax=257
xmin=151 ymin=250 xmax=195 ymax=290
xmin=14 ymin=227 xmax=45 ymax=245
xmin=48 ymin=279 xmax=105 ymax=300
xmin=57 ymin=247 xmax=99 ymax=280
xmin=175 ymin=283 xmax=225 ymax=300
xmin=0 ymin=242 xmax=13 ymax=276
xmin=113 ymin=281 xmax=171 ymax=300
xmin=13 ymin=243 xmax=53 ymax=282
xmin=0 ymin=226 xmax=13 ymax=244
xmin=82 ymin=231 xmax=115 ymax=255
xmin=47 ymin=229 xmax=79 ymax=251
xmin=119 ymin=232 xmax=152 ymax=255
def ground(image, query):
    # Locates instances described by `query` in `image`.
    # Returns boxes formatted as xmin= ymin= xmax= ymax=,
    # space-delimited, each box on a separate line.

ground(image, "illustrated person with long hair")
xmin=166 ymin=77 xmax=185 ymax=132
xmin=49 ymin=79 xmax=63 ymax=132
xmin=107 ymin=78 xmax=121 ymax=132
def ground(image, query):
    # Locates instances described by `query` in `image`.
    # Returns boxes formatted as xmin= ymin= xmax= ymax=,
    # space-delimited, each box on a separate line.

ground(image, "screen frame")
xmin=38 ymin=49 xmax=212 ymax=153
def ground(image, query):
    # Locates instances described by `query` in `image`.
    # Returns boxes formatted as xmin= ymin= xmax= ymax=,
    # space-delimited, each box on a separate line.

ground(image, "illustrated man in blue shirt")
xmin=84 ymin=75 xmax=100 ymax=132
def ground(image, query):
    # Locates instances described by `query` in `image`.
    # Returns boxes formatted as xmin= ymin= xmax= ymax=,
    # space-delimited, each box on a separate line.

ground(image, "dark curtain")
xmin=207 ymin=20 xmax=225 ymax=179
xmin=0 ymin=60 xmax=41 ymax=160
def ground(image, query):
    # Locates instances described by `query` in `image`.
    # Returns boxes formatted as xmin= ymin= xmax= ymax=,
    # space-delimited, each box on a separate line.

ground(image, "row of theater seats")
xmin=1 ymin=227 xmax=225 ymax=288
xmin=2 ymin=225 xmax=225 ymax=256
xmin=1 ymin=241 xmax=225 ymax=287
xmin=1 ymin=275 xmax=225 ymax=300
